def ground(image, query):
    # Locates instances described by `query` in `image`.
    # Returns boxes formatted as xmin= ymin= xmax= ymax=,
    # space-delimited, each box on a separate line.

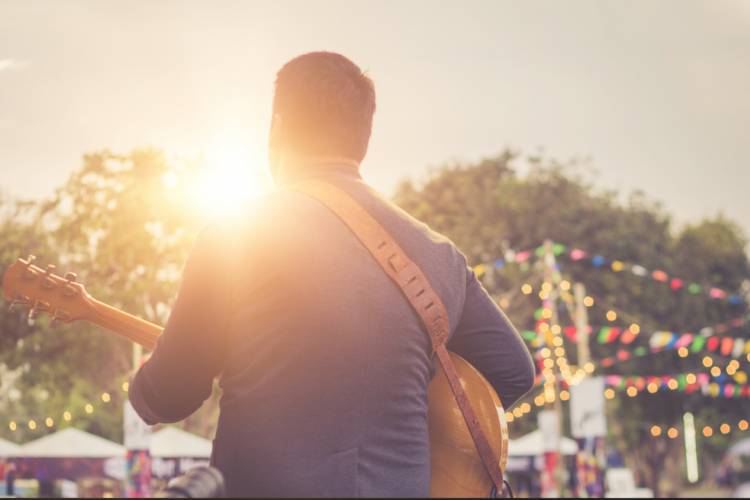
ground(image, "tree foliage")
xmin=1 ymin=147 xmax=748 ymax=495
xmin=0 ymin=149 xmax=217 ymax=443
xmin=395 ymin=150 xmax=750 ymax=495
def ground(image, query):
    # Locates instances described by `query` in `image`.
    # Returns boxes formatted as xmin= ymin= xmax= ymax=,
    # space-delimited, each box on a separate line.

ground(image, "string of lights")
xmin=4 ymin=381 xmax=129 ymax=434
xmin=507 ymin=378 xmax=750 ymax=442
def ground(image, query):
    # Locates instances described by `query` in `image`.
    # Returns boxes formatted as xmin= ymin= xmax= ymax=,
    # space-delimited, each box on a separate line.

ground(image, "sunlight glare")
xmin=167 ymin=134 xmax=271 ymax=219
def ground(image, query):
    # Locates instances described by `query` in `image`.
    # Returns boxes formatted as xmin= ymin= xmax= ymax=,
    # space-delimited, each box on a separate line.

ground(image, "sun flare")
xmin=163 ymin=135 xmax=272 ymax=219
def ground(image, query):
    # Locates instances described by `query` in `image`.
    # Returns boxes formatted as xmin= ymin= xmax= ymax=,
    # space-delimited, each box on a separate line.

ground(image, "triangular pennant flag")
xmin=591 ymin=255 xmax=606 ymax=267
xmin=690 ymin=336 xmax=707 ymax=352
xmin=570 ymin=248 xmax=587 ymax=261
xmin=635 ymin=377 xmax=646 ymax=390
xmin=651 ymin=270 xmax=668 ymax=282
xmin=631 ymin=265 xmax=648 ymax=277
xmin=563 ymin=326 xmax=578 ymax=342
xmin=515 ymin=250 xmax=531 ymax=263
xmin=473 ymin=264 xmax=486 ymax=278
xmin=675 ymin=333 xmax=694 ymax=349
xmin=650 ymin=332 xmax=670 ymax=349
xmin=552 ymin=243 xmax=566 ymax=256
xmin=721 ymin=337 xmax=734 ymax=357
xmin=598 ymin=327 xmax=612 ymax=344
xmin=619 ymin=329 xmax=637 ymax=344
xmin=707 ymin=336 xmax=720 ymax=352
xmin=521 ymin=330 xmax=537 ymax=341
xmin=605 ymin=375 xmax=621 ymax=386
xmin=730 ymin=317 xmax=747 ymax=327
xmin=607 ymin=327 xmax=622 ymax=343
xmin=665 ymin=333 xmax=679 ymax=349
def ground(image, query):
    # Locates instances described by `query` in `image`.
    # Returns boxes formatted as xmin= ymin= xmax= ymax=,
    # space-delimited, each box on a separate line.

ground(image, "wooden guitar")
xmin=3 ymin=255 xmax=508 ymax=497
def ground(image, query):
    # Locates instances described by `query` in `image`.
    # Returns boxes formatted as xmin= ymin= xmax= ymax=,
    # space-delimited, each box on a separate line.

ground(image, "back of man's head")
xmin=272 ymin=52 xmax=376 ymax=163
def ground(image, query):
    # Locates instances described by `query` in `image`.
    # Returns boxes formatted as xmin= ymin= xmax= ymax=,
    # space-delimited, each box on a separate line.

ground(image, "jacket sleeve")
xmin=446 ymin=266 xmax=536 ymax=408
xmin=129 ymin=226 xmax=230 ymax=424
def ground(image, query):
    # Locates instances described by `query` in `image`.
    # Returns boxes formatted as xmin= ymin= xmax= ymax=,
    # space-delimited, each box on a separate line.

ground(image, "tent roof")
xmin=508 ymin=429 xmax=578 ymax=457
xmin=150 ymin=427 xmax=212 ymax=458
xmin=728 ymin=437 xmax=750 ymax=456
xmin=0 ymin=437 xmax=22 ymax=456
xmin=19 ymin=428 xmax=125 ymax=458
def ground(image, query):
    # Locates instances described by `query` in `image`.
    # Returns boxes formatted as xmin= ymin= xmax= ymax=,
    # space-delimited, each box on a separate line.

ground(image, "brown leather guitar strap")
xmin=292 ymin=180 xmax=505 ymax=496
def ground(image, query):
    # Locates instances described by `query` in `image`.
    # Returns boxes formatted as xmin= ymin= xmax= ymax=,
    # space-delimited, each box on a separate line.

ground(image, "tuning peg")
xmin=23 ymin=258 xmax=41 ymax=280
xmin=42 ymin=268 xmax=58 ymax=288
xmin=45 ymin=264 xmax=56 ymax=274
xmin=8 ymin=295 xmax=31 ymax=312
xmin=27 ymin=307 xmax=38 ymax=321
xmin=33 ymin=300 xmax=50 ymax=312
xmin=62 ymin=281 xmax=79 ymax=297
xmin=64 ymin=272 xmax=77 ymax=282
xmin=51 ymin=309 xmax=71 ymax=326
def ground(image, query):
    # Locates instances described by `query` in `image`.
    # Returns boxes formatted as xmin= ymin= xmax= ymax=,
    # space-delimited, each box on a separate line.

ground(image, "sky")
xmin=1 ymin=0 xmax=749 ymax=237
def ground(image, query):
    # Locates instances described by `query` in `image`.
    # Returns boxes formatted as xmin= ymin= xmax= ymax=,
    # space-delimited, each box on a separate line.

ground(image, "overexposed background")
xmin=1 ymin=0 xmax=748 ymax=233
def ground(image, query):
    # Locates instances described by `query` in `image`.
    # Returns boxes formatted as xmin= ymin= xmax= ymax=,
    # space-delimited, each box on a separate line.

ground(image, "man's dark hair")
xmin=273 ymin=52 xmax=376 ymax=163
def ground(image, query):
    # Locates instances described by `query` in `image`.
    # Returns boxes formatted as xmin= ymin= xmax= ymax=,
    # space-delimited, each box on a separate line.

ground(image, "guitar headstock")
xmin=2 ymin=255 xmax=95 ymax=324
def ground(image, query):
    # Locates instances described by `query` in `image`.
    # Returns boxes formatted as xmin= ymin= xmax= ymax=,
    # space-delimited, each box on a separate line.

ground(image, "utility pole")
xmin=132 ymin=344 xmax=143 ymax=374
xmin=574 ymin=283 xmax=590 ymax=367
xmin=542 ymin=240 xmax=566 ymax=497
xmin=573 ymin=282 xmax=592 ymax=497
xmin=125 ymin=342 xmax=151 ymax=497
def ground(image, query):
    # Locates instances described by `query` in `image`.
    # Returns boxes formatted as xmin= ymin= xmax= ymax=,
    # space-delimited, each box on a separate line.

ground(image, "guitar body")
xmin=3 ymin=256 xmax=509 ymax=498
xmin=428 ymin=352 xmax=508 ymax=497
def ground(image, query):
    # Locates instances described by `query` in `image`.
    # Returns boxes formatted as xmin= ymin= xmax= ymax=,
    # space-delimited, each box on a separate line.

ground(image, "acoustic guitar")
xmin=3 ymin=255 xmax=508 ymax=497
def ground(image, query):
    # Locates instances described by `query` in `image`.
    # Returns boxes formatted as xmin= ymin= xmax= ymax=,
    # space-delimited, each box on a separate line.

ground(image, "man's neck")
xmin=274 ymin=153 xmax=362 ymax=186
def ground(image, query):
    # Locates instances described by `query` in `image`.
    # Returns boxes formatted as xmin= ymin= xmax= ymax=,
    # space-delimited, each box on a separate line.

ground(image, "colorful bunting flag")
xmin=556 ymin=244 xmax=744 ymax=305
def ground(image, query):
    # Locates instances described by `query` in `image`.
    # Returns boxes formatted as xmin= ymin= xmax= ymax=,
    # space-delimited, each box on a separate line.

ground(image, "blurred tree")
xmin=0 ymin=149 xmax=218 ymax=443
xmin=1 ymin=146 xmax=748 ymax=496
xmin=395 ymin=150 xmax=750 ymax=495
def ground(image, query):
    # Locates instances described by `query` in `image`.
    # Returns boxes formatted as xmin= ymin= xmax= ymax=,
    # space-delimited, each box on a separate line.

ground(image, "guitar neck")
xmin=88 ymin=298 xmax=163 ymax=350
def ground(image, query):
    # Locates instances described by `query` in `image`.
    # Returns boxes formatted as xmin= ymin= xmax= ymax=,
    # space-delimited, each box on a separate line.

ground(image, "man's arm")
xmin=129 ymin=226 xmax=230 ymax=424
xmin=447 ymin=267 xmax=536 ymax=408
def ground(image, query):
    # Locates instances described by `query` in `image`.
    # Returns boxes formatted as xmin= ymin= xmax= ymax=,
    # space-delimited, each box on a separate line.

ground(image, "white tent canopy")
xmin=18 ymin=428 xmax=126 ymax=458
xmin=728 ymin=437 xmax=750 ymax=456
xmin=0 ymin=437 xmax=21 ymax=456
xmin=508 ymin=430 xmax=578 ymax=457
xmin=150 ymin=427 xmax=212 ymax=458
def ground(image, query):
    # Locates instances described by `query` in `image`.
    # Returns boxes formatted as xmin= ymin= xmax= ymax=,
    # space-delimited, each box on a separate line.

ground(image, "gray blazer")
xmin=130 ymin=166 xmax=535 ymax=497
